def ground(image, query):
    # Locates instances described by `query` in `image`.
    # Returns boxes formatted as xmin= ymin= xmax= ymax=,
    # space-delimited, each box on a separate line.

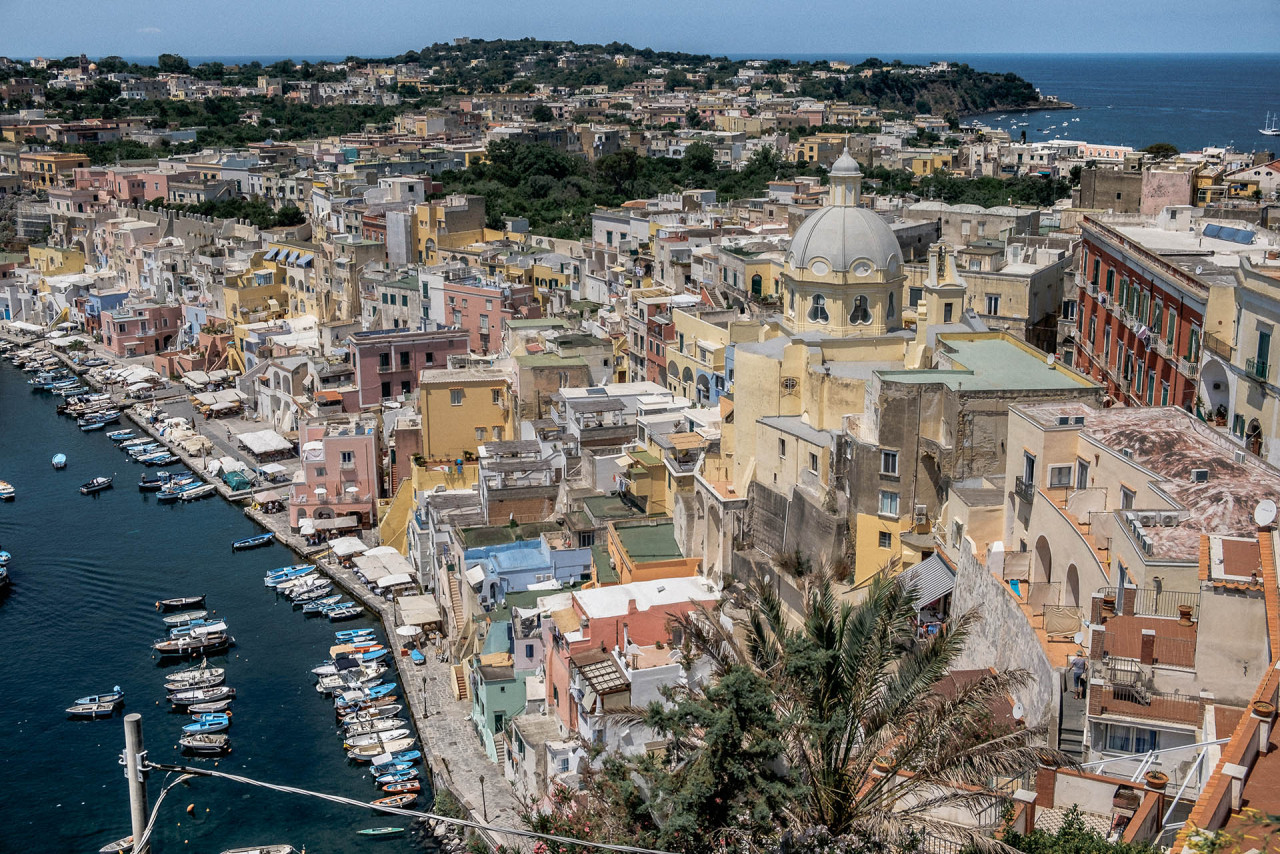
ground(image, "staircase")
xmin=494 ymin=737 xmax=507 ymax=764
xmin=448 ymin=573 xmax=466 ymax=635
xmin=1058 ymin=676 xmax=1088 ymax=761
xmin=451 ymin=663 xmax=469 ymax=701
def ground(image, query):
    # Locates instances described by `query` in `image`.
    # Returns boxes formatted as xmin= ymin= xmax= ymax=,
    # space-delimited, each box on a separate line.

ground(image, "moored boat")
xmin=106 ymin=430 xmax=134 ymax=441
xmin=355 ymin=828 xmax=404 ymax=837
xmin=169 ymin=685 xmax=235 ymax=707
xmin=344 ymin=728 xmax=412 ymax=749
xmin=72 ymin=686 xmax=124 ymax=705
xmin=188 ymin=698 xmax=234 ymax=714
xmin=178 ymin=732 xmax=230 ymax=754
xmin=381 ymin=780 xmax=421 ymax=794
xmin=161 ymin=609 xmax=209 ymax=626
xmin=157 ymin=595 xmax=206 ymax=611
xmin=182 ymin=714 xmax=230 ymax=734
xmin=165 ymin=660 xmax=224 ymax=681
xmin=153 ymin=632 xmax=233 ymax=658
xmin=179 ymin=483 xmax=217 ymax=501
xmin=79 ymin=476 xmax=113 ymax=494
xmin=302 ymin=595 xmax=342 ymax=614
xmin=370 ymin=793 xmax=417 ymax=808
xmin=327 ymin=606 xmax=364 ymax=622
xmin=219 ymin=847 xmax=295 ymax=854
xmin=98 ymin=835 xmax=133 ymax=853
xmin=346 ymin=738 xmax=415 ymax=761
xmin=376 ymin=770 xmax=420 ymax=785
xmin=0 ymin=480 xmax=16 ymax=500
xmin=232 ymin=532 xmax=275 ymax=551
xmin=164 ymin=672 xmax=225 ymax=691
xmin=67 ymin=701 xmax=120 ymax=719
xmin=340 ymin=704 xmax=404 ymax=726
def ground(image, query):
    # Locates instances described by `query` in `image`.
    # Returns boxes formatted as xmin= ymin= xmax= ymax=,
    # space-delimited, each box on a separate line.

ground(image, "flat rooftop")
xmin=573 ymin=576 xmax=719 ymax=620
xmin=613 ymin=520 xmax=685 ymax=563
xmin=880 ymin=335 xmax=1096 ymax=392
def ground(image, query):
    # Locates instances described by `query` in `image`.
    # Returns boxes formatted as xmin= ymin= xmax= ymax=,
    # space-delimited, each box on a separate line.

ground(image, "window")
xmin=1091 ymin=257 xmax=1100 ymax=285
xmin=475 ymin=427 xmax=486 ymax=441
xmin=1062 ymin=299 xmax=1077 ymax=321
xmin=401 ymin=380 xmax=411 ymax=395
xmin=1146 ymin=370 xmax=1156 ymax=405
xmin=1076 ymin=459 xmax=1090 ymax=490
xmin=1166 ymin=307 xmax=1177 ymax=347
xmin=1023 ymin=452 xmax=1036 ymax=485
xmin=1120 ymin=486 xmax=1135 ymax=510
xmin=849 ymin=295 xmax=871 ymax=325
xmin=524 ymin=644 xmax=534 ymax=659
xmin=887 ymin=291 xmax=895 ymax=319
xmin=909 ymin=286 xmax=923 ymax=307
xmin=808 ymin=452 xmax=819 ymax=474
xmin=878 ymin=531 xmax=893 ymax=549
xmin=1105 ymin=269 xmax=1115 ymax=294
xmin=492 ymin=427 xmax=503 ymax=441
xmin=778 ymin=438 xmax=787 ymax=458
xmin=1101 ymin=724 xmax=1160 ymax=754
xmin=808 ymin=293 xmax=829 ymax=324
xmin=378 ymin=352 xmax=390 ymax=369
xmin=1234 ymin=413 xmax=1246 ymax=438
xmin=399 ymin=351 xmax=411 ymax=368
xmin=1049 ymin=465 xmax=1072 ymax=488
xmin=1186 ymin=325 xmax=1201 ymax=364
xmin=985 ymin=294 xmax=1000 ymax=315
xmin=881 ymin=450 xmax=899 ymax=476
xmin=380 ymin=381 xmax=391 ymax=399
xmin=1160 ymin=381 xmax=1170 ymax=406
xmin=1088 ymin=315 xmax=1096 ymax=344
xmin=558 ymin=756 xmax=571 ymax=773
xmin=879 ymin=490 xmax=899 ymax=517
xmin=340 ymin=451 xmax=354 ymax=465
xmin=449 ymin=388 xmax=463 ymax=406
xmin=943 ymin=302 xmax=954 ymax=323
xmin=401 ymin=294 xmax=408 ymax=307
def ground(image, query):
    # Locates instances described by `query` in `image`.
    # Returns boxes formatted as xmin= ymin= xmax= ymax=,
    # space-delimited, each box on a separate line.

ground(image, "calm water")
xmin=0 ymin=361 xmax=423 ymax=853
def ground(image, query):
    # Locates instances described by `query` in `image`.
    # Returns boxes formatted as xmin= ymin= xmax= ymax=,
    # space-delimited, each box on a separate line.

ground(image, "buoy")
xmin=187 ymin=804 xmax=194 ymax=815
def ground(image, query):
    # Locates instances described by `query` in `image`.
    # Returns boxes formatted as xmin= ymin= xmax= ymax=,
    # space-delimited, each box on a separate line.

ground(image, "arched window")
xmin=788 ymin=287 xmax=796 ymax=314
xmin=849 ymin=295 xmax=871 ymax=325
xmin=682 ymin=366 xmax=693 ymax=384
xmin=750 ymin=274 xmax=762 ymax=298
xmin=808 ymin=293 xmax=829 ymax=324
xmin=887 ymin=292 xmax=895 ymax=319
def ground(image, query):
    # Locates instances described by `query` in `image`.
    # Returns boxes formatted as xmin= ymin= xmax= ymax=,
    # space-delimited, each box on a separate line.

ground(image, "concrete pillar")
xmin=1013 ymin=788 xmax=1037 ymax=834
xmin=1121 ymin=591 xmax=1136 ymax=617
xmin=1034 ymin=765 xmax=1057 ymax=808
xmin=1224 ymin=763 xmax=1247 ymax=811
xmin=1090 ymin=592 xmax=1106 ymax=625
xmin=1140 ymin=628 xmax=1156 ymax=665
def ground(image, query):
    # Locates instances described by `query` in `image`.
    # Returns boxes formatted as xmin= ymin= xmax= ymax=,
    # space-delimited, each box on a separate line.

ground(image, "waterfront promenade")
xmin=1 ymin=332 xmax=527 ymax=851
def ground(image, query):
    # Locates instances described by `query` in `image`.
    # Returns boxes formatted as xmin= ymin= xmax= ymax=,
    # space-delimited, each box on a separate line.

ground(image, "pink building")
xmin=434 ymin=269 xmax=540 ymax=355
xmin=101 ymin=301 xmax=184 ymax=357
xmin=289 ymin=413 xmax=381 ymax=532
xmin=345 ymin=328 xmax=471 ymax=408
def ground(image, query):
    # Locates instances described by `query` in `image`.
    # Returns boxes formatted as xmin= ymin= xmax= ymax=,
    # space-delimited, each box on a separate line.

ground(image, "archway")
xmin=1066 ymin=564 xmax=1080 ymax=608
xmin=1248 ymin=419 xmax=1263 ymax=456
xmin=1198 ymin=359 xmax=1230 ymax=423
xmin=696 ymin=374 xmax=711 ymax=403
xmin=1033 ymin=535 xmax=1053 ymax=586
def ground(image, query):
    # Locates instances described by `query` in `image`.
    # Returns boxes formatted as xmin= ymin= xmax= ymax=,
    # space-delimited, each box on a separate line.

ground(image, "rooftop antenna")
xmin=1254 ymin=499 xmax=1277 ymax=529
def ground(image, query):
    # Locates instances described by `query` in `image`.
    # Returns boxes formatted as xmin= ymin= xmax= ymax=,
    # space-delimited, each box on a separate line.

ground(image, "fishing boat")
xmin=139 ymin=473 xmax=167 ymax=491
xmin=66 ymin=701 xmax=120 ymax=719
xmin=275 ymin=574 xmax=322 ymax=593
xmin=302 ymin=595 xmax=342 ymax=614
xmin=161 ymin=610 xmax=209 ymax=627
xmin=346 ymin=738 xmax=415 ymax=761
xmin=179 ymin=732 xmax=230 ymax=754
xmin=374 ymin=769 xmax=420 ymax=785
xmin=165 ymin=661 xmax=223 ymax=681
xmin=0 ymin=480 xmax=16 ymax=500
xmin=328 ymin=606 xmax=364 ymax=622
xmin=73 ymin=686 xmax=124 ymax=706
xmin=341 ymin=704 xmax=405 ymax=726
xmin=232 ymin=532 xmax=275 ymax=551
xmin=169 ymin=619 xmax=229 ymax=637
xmin=79 ymin=476 xmax=114 ymax=495
xmin=98 ymin=835 xmax=133 ymax=853
xmin=292 ymin=585 xmax=335 ymax=604
xmin=369 ymin=761 xmax=414 ymax=777
xmin=335 ymin=694 xmax=400 ymax=716
xmin=157 ymin=595 xmax=206 ymax=611
xmin=355 ymin=828 xmax=404 ymax=837
xmin=79 ymin=420 xmax=106 ymax=432
xmin=335 ymin=629 xmax=376 ymax=641
xmin=370 ymin=793 xmax=418 ymax=809
xmin=381 ymin=780 xmax=421 ymax=794
xmin=51 ymin=454 xmax=66 ymax=469
xmin=106 ymin=430 xmax=134 ymax=442
xmin=165 ymin=672 xmax=225 ymax=691
xmin=169 ymin=685 xmax=236 ymax=707
xmin=344 ymin=718 xmax=407 ymax=737
xmin=153 ymin=632 xmax=233 ymax=658
xmin=219 ymin=847 xmax=296 ymax=854
xmin=179 ymin=483 xmax=217 ymax=501
xmin=344 ymin=728 xmax=412 ymax=749
xmin=182 ymin=714 xmax=230 ymax=734
xmin=264 ymin=565 xmax=316 ymax=587
xmin=188 ymin=698 xmax=234 ymax=714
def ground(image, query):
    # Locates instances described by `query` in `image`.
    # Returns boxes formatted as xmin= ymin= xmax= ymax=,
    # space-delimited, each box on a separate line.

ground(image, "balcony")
xmin=1246 ymin=357 xmax=1269 ymax=382
xmin=1093 ymin=684 xmax=1203 ymax=726
xmin=1013 ymin=475 xmax=1035 ymax=504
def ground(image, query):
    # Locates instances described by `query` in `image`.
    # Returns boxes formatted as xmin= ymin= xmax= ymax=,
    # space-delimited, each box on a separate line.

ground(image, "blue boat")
xmin=232 ymin=533 xmax=275 ymax=552
xmin=409 ymin=648 xmax=426 ymax=666
xmin=303 ymin=595 xmax=342 ymax=614
xmin=182 ymin=714 xmax=230 ymax=734
xmin=321 ymin=601 xmax=355 ymax=612
xmin=51 ymin=454 xmax=66 ymax=470
xmin=365 ymin=683 xmax=396 ymax=699
xmin=370 ymin=761 xmax=414 ymax=777
xmin=334 ymin=629 xmax=376 ymax=641
xmin=106 ymin=430 xmax=134 ymax=442
xmin=264 ymin=564 xmax=315 ymax=585
xmin=73 ymin=686 xmax=124 ymax=706
xmin=80 ymin=421 xmax=106 ymax=432
xmin=0 ymin=550 xmax=10 ymax=566
xmin=375 ymin=769 xmax=420 ymax=785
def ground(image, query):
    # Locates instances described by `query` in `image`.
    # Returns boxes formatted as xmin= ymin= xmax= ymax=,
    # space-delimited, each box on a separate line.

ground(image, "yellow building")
xmin=29 ymin=244 xmax=85 ymax=275
xmin=223 ymin=252 xmax=286 ymax=322
xmin=419 ymin=366 xmax=515 ymax=460
xmin=621 ymin=444 xmax=669 ymax=516
xmin=414 ymin=194 xmax=487 ymax=263
xmin=19 ymin=151 xmax=90 ymax=189
xmin=265 ymin=240 xmax=320 ymax=318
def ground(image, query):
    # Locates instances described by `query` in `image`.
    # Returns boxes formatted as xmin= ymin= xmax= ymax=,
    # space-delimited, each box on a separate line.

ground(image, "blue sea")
xmin=69 ymin=52 xmax=1280 ymax=157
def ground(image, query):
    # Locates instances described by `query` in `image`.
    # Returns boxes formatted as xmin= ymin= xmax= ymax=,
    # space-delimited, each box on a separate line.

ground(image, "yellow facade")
xmin=223 ymin=254 xmax=286 ymax=321
xmin=419 ymin=372 xmax=514 ymax=460
xmin=266 ymin=241 xmax=321 ymax=318
xmin=30 ymin=245 xmax=85 ymax=275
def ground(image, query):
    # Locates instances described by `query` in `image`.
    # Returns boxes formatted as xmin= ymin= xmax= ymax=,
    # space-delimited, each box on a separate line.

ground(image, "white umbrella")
xmin=395 ymin=625 xmax=420 ymax=637
xmin=345 ymin=485 xmax=359 ymax=494
xmin=314 ymin=486 xmax=327 ymax=494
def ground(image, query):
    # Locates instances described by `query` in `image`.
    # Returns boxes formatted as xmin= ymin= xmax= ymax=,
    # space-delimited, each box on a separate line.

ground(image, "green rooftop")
xmin=506 ymin=318 xmax=569 ymax=329
xmin=461 ymin=520 xmax=564 ymax=549
xmin=614 ymin=520 xmax=685 ymax=564
xmin=481 ymin=583 xmax=586 ymax=622
xmin=0 ymin=252 xmax=26 ymax=265
xmin=582 ymin=494 xmax=645 ymax=522
xmin=592 ymin=544 xmax=619 ymax=584
xmin=628 ymin=447 xmax=662 ymax=467
xmin=878 ymin=335 xmax=1096 ymax=392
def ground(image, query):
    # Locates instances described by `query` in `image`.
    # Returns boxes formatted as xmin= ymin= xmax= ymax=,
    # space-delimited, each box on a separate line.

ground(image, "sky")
xmin=3 ymin=0 xmax=1277 ymax=59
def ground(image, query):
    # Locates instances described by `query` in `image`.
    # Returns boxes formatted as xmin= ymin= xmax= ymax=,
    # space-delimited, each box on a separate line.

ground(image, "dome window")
xmin=808 ymin=293 xmax=830 ymax=324
xmin=850 ymin=295 xmax=872 ymax=325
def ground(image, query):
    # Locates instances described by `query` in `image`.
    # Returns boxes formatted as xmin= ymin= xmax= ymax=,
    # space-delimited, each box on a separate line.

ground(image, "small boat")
xmin=179 ymin=483 xmax=217 ymax=501
xmin=189 ymin=698 xmax=235 ymax=714
xmin=292 ymin=585 xmax=335 ymax=604
xmin=219 ymin=847 xmax=296 ymax=854
xmin=165 ymin=672 xmax=225 ymax=691
xmin=369 ymin=761 xmax=414 ymax=777
xmin=374 ymin=769 xmax=420 ymax=785
xmin=344 ymin=728 xmax=412 ymax=749
xmin=153 ymin=632 xmax=233 ymax=657
xmin=335 ymin=629 xmax=376 ymax=641
xmin=161 ymin=610 xmax=209 ymax=626
xmin=170 ymin=685 xmax=236 ymax=707
xmin=51 ymin=454 xmax=66 ymax=469
xmin=67 ymin=701 xmax=120 ymax=719
xmin=0 ymin=480 xmax=16 ymax=500
xmin=73 ymin=686 xmax=124 ymax=705
xmin=356 ymin=828 xmax=405 ymax=837
xmin=341 ymin=704 xmax=404 ymax=725
xmin=80 ymin=421 xmax=106 ymax=432
xmin=328 ymin=606 xmax=364 ymax=622
xmin=166 ymin=661 xmax=224 ymax=681
xmin=179 ymin=733 xmax=230 ymax=754
xmin=157 ymin=595 xmax=207 ymax=611
xmin=0 ymin=550 xmax=10 ymax=566
xmin=381 ymin=780 xmax=421 ymax=794
xmin=346 ymin=738 xmax=415 ymax=761
xmin=182 ymin=715 xmax=230 ymax=734
xmin=79 ymin=476 xmax=114 ymax=495
xmin=99 ymin=835 xmax=133 ymax=853
xmin=302 ymin=595 xmax=342 ymax=614
xmin=232 ymin=532 xmax=275 ymax=551
xmin=409 ymin=648 xmax=426 ymax=666
xmin=344 ymin=718 xmax=408 ymax=737
xmin=264 ymin=565 xmax=316 ymax=587
xmin=106 ymin=430 xmax=134 ymax=441
xmin=169 ymin=619 xmax=229 ymax=637
xmin=370 ymin=793 xmax=417 ymax=809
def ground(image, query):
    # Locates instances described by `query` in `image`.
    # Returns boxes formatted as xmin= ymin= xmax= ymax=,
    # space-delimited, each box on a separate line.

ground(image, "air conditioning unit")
xmin=1122 ymin=448 xmax=1134 ymax=459
xmin=1161 ymin=514 xmax=1178 ymax=527
xmin=1139 ymin=513 xmax=1157 ymax=527
xmin=1234 ymin=450 xmax=1246 ymax=463
xmin=913 ymin=504 xmax=928 ymax=526
xmin=1192 ymin=468 xmax=1209 ymax=483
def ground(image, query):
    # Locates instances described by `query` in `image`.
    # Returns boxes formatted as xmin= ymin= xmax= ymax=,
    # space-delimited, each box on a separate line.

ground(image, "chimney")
xmin=1140 ymin=629 xmax=1156 ymax=665
xmin=1034 ymin=764 xmax=1057 ymax=809
xmin=1225 ymin=763 xmax=1247 ymax=811
xmin=1013 ymin=789 xmax=1037 ymax=834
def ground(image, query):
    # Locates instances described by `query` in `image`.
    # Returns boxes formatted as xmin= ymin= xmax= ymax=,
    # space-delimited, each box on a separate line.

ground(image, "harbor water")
xmin=0 ymin=360 xmax=426 ymax=853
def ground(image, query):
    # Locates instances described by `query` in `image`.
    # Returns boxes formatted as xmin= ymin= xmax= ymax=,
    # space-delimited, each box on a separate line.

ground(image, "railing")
xmin=1013 ymin=475 xmax=1035 ymax=504
xmin=1204 ymin=332 xmax=1233 ymax=360
xmin=1101 ymin=629 xmax=1197 ymax=668
xmin=1099 ymin=587 xmax=1200 ymax=620
xmin=1247 ymin=357 xmax=1269 ymax=382
xmin=1094 ymin=684 xmax=1203 ymax=725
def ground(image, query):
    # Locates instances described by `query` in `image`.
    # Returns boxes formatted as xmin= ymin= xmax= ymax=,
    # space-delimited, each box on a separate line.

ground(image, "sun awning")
xmin=254 ymin=488 xmax=285 ymax=502
xmin=465 ymin=564 xmax=486 ymax=587
xmin=396 ymin=594 xmax=442 ymax=627
xmin=314 ymin=516 xmax=359 ymax=531
xmin=257 ymin=462 xmax=288 ymax=475
xmin=330 ymin=536 xmax=368 ymax=558
xmin=897 ymin=554 xmax=956 ymax=608
xmin=376 ymin=573 xmax=415 ymax=589
xmin=238 ymin=429 xmax=293 ymax=455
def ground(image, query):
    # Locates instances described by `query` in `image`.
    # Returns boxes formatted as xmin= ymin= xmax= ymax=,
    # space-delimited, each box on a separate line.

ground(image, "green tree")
xmin=682 ymin=141 xmax=715 ymax=176
xmin=157 ymin=53 xmax=190 ymax=74
xmin=1002 ymin=805 xmax=1160 ymax=854
xmin=1141 ymin=142 xmax=1179 ymax=160
xmin=530 ymin=104 xmax=555 ymax=123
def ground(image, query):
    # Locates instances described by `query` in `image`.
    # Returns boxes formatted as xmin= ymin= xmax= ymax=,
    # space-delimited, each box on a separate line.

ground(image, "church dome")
xmin=786 ymin=204 xmax=902 ymax=274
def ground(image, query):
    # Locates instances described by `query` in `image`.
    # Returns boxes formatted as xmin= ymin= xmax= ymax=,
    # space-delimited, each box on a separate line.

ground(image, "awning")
xmin=376 ymin=572 xmax=415 ymax=589
xmin=263 ymin=247 xmax=280 ymax=261
xmin=254 ymin=488 xmax=285 ymax=502
xmin=300 ymin=520 xmax=315 ymax=535
xmin=465 ymin=564 xmax=486 ymax=587
xmin=315 ymin=389 xmax=342 ymax=404
xmin=257 ymin=462 xmax=288 ymax=475
xmin=7 ymin=321 xmax=44 ymax=332
xmin=898 ymin=554 xmax=956 ymax=608
xmin=396 ymin=594 xmax=442 ymax=627
xmin=238 ymin=429 xmax=293 ymax=455
xmin=314 ymin=516 xmax=359 ymax=531
xmin=210 ymin=401 xmax=237 ymax=412
xmin=330 ymin=536 xmax=368 ymax=558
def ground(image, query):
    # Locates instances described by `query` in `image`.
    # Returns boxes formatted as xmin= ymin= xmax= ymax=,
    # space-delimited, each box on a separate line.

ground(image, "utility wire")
xmin=146 ymin=761 xmax=678 ymax=854
xmin=135 ymin=772 xmax=196 ymax=853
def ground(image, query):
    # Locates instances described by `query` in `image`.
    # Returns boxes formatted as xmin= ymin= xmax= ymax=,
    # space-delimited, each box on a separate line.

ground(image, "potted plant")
xmin=871 ymin=756 xmax=893 ymax=776
xmin=1178 ymin=604 xmax=1195 ymax=626
xmin=1214 ymin=405 xmax=1227 ymax=427
xmin=1252 ymin=700 xmax=1276 ymax=719
xmin=1144 ymin=771 xmax=1169 ymax=791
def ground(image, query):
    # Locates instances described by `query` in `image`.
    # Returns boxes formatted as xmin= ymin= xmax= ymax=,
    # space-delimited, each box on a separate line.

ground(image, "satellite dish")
xmin=1073 ymin=631 xmax=1084 ymax=646
xmin=1012 ymin=701 xmax=1025 ymax=720
xmin=1255 ymin=499 xmax=1277 ymax=528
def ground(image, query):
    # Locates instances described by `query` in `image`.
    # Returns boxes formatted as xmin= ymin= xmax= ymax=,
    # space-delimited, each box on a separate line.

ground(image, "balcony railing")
xmin=1094 ymin=684 xmax=1203 ymax=726
xmin=1013 ymin=475 xmax=1035 ymax=504
xmin=1099 ymin=586 xmax=1200 ymax=620
xmin=1247 ymin=357 xmax=1269 ymax=382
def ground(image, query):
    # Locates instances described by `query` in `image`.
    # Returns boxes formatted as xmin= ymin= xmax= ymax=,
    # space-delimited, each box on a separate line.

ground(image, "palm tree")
xmin=671 ymin=565 xmax=1070 ymax=852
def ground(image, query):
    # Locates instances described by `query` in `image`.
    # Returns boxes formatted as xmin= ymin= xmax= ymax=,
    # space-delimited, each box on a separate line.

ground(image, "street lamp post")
xmin=479 ymin=774 xmax=488 ymax=822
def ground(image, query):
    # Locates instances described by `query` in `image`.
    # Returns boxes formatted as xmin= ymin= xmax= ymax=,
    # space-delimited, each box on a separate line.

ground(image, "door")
xmin=1076 ymin=459 xmax=1090 ymax=491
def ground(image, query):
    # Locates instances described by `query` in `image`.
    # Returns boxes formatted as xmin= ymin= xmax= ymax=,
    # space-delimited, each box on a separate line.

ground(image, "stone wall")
xmin=748 ymin=481 xmax=848 ymax=567
xmin=950 ymin=541 xmax=1061 ymax=734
